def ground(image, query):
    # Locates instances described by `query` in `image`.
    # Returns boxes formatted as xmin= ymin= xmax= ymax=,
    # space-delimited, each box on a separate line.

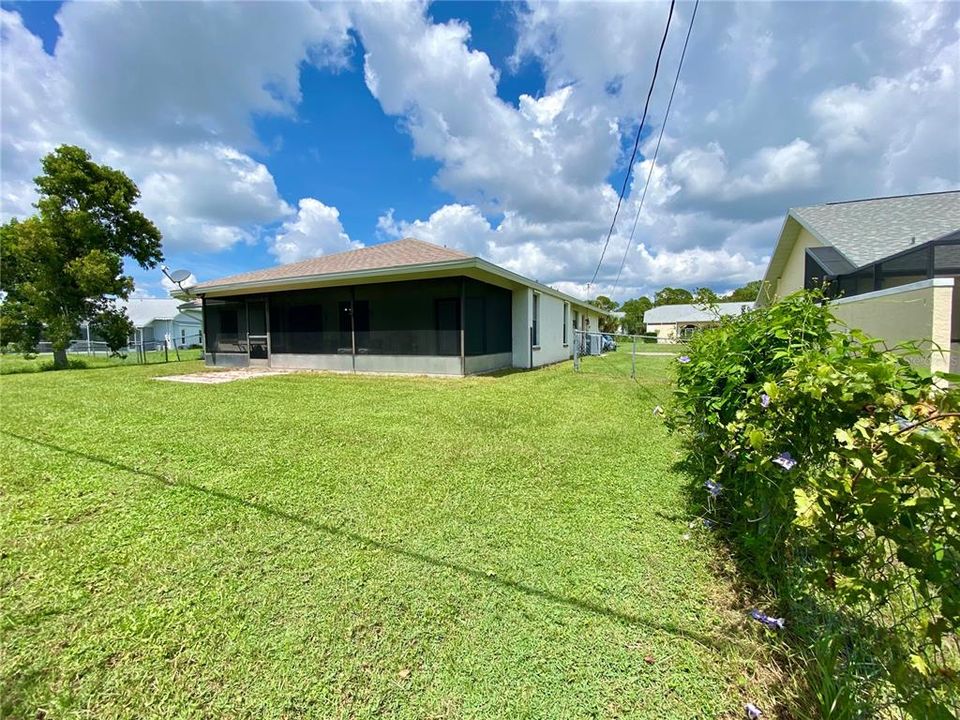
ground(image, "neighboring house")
xmin=186 ymin=238 xmax=606 ymax=375
xmin=643 ymin=302 xmax=754 ymax=342
xmin=757 ymin=191 xmax=960 ymax=373
xmin=123 ymin=297 xmax=204 ymax=349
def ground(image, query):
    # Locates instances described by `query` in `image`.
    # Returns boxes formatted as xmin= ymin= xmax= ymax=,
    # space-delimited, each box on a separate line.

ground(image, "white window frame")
xmin=532 ymin=292 xmax=540 ymax=347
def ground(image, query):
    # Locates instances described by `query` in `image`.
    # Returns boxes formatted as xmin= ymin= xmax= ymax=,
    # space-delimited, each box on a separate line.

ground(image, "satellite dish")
xmin=168 ymin=269 xmax=192 ymax=284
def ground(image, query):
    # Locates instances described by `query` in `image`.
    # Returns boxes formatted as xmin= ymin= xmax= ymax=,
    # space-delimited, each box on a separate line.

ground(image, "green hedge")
xmin=668 ymin=291 xmax=959 ymax=718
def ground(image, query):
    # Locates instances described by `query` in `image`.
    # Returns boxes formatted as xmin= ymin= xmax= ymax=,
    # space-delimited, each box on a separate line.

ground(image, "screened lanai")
xmin=203 ymin=276 xmax=513 ymax=373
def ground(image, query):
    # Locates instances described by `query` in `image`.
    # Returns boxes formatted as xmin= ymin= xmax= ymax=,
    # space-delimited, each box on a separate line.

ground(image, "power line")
xmin=589 ymin=0 xmax=676 ymax=290
xmin=612 ymin=0 xmax=700 ymax=298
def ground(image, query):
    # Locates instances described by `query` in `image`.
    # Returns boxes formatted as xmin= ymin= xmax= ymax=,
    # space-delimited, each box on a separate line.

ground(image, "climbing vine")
xmin=669 ymin=291 xmax=959 ymax=718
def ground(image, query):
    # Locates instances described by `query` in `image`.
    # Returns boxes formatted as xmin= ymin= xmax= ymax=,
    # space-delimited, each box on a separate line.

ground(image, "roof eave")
xmin=191 ymin=256 xmax=611 ymax=315
xmin=193 ymin=258 xmax=476 ymax=296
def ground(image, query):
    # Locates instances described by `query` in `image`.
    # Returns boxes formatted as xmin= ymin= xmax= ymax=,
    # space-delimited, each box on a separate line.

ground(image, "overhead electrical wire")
xmin=589 ymin=0 xmax=676 ymax=290
xmin=611 ymin=0 xmax=700 ymax=298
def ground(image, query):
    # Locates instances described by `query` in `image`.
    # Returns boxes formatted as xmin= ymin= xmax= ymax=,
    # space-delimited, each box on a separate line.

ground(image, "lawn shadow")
xmin=0 ymin=357 xmax=203 ymax=377
xmin=4 ymin=430 xmax=733 ymax=654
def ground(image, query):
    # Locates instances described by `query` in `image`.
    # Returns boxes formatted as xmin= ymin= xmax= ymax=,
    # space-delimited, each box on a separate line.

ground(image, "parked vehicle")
xmin=601 ymin=334 xmax=617 ymax=352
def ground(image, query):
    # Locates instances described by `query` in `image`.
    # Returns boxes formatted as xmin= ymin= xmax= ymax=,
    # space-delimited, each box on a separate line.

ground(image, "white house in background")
xmin=122 ymin=297 xmax=204 ymax=349
xmin=184 ymin=238 xmax=606 ymax=375
xmin=643 ymin=302 xmax=754 ymax=342
xmin=757 ymin=191 xmax=959 ymax=374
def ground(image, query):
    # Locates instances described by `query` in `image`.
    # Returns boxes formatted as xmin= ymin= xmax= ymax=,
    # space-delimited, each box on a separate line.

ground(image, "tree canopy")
xmin=727 ymin=279 xmax=763 ymax=302
xmin=693 ymin=287 xmax=719 ymax=304
xmin=654 ymin=287 xmax=694 ymax=307
xmin=0 ymin=145 xmax=163 ymax=368
xmin=619 ymin=296 xmax=653 ymax=334
xmin=611 ymin=279 xmax=761 ymax=336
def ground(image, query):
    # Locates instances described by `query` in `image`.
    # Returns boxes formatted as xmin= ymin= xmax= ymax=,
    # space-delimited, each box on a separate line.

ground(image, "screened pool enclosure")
xmin=804 ymin=231 xmax=960 ymax=299
xmin=203 ymin=276 xmax=513 ymax=374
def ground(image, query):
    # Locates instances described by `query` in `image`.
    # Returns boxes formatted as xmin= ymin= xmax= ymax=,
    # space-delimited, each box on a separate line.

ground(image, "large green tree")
xmin=692 ymin=287 xmax=719 ymax=305
xmin=591 ymin=295 xmax=621 ymax=332
xmin=619 ymin=296 xmax=652 ymax=335
xmin=727 ymin=279 xmax=762 ymax=302
xmin=653 ymin=287 xmax=694 ymax=306
xmin=0 ymin=145 xmax=163 ymax=368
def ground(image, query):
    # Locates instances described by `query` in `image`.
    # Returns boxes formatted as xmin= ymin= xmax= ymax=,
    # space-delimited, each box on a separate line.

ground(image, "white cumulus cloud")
xmin=270 ymin=198 xmax=361 ymax=264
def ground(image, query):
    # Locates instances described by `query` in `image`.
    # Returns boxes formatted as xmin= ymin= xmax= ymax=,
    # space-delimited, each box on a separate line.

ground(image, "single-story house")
xmin=123 ymin=297 xmax=204 ymax=350
xmin=643 ymin=302 xmax=754 ymax=342
xmin=756 ymin=190 xmax=959 ymax=373
xmin=186 ymin=238 xmax=606 ymax=375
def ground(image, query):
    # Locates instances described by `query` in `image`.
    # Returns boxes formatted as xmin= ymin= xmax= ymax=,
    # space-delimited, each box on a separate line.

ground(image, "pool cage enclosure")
xmin=202 ymin=276 xmax=513 ymax=371
xmin=805 ymin=231 xmax=960 ymax=299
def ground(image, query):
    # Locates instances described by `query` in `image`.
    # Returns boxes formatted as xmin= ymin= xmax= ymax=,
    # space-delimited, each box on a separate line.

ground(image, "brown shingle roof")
xmin=194 ymin=238 xmax=472 ymax=291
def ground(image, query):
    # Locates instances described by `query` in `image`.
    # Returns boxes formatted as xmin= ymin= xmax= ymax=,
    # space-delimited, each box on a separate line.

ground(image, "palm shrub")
xmin=669 ymin=291 xmax=959 ymax=718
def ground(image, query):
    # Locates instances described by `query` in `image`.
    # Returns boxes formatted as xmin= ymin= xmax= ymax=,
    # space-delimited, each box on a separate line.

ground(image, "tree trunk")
xmin=53 ymin=347 xmax=69 ymax=370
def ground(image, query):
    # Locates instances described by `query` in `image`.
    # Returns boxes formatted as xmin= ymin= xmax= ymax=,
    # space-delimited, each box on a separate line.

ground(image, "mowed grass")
xmin=0 ymin=348 xmax=204 ymax=375
xmin=0 ymin=353 xmax=779 ymax=719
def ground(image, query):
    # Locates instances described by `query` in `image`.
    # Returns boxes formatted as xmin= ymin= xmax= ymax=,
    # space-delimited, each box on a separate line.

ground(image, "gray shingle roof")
xmin=644 ymin=302 xmax=753 ymax=324
xmin=193 ymin=238 xmax=471 ymax=292
xmin=790 ymin=191 xmax=960 ymax=267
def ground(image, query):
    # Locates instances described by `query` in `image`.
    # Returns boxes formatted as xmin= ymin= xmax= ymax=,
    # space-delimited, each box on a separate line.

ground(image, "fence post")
xmin=632 ymin=337 xmax=636 ymax=379
xmin=164 ymin=341 xmax=169 ymax=363
xmin=573 ymin=330 xmax=580 ymax=372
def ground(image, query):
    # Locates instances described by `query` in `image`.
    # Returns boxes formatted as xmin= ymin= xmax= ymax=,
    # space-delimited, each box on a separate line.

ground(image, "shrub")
xmin=669 ymin=291 xmax=959 ymax=718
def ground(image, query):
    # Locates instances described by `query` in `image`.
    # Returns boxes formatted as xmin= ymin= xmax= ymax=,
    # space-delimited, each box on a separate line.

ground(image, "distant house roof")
xmin=190 ymin=237 xmax=608 ymax=314
xmin=644 ymin=302 xmax=753 ymax=325
xmin=121 ymin=298 xmax=200 ymax=328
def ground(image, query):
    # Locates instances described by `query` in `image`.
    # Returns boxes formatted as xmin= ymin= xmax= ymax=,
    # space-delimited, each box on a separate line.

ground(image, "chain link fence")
xmin=26 ymin=330 xmax=205 ymax=366
xmin=572 ymin=329 xmax=687 ymax=378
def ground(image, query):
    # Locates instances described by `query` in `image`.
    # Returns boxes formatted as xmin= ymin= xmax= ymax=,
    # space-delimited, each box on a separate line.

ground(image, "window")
xmin=180 ymin=328 xmax=186 ymax=345
xmin=532 ymin=292 xmax=540 ymax=347
xmin=562 ymin=302 xmax=569 ymax=345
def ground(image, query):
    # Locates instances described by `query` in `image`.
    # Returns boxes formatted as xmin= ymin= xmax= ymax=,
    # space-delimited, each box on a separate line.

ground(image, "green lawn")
xmin=0 ymin=348 xmax=204 ymax=375
xmin=0 ymin=354 xmax=780 ymax=719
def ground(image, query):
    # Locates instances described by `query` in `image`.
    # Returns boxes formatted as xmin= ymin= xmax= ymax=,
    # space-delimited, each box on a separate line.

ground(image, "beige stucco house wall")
xmin=646 ymin=320 xmax=713 ymax=342
xmin=831 ymin=278 xmax=956 ymax=374
xmin=776 ymin=227 xmax=823 ymax=297
xmin=647 ymin=322 xmax=677 ymax=342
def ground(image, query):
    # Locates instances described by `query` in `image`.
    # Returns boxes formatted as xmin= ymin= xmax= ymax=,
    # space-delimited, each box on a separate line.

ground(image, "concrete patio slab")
xmin=154 ymin=368 xmax=293 ymax=384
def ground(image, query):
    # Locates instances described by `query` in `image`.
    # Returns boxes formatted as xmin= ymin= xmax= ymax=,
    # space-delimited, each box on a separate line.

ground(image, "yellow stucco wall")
xmin=776 ymin=227 xmax=824 ymax=298
xmin=647 ymin=323 xmax=676 ymax=341
xmin=831 ymin=279 xmax=955 ymax=374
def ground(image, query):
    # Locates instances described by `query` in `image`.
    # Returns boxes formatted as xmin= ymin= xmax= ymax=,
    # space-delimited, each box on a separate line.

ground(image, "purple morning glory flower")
xmin=705 ymin=480 xmax=723 ymax=498
xmin=678 ymin=355 xmax=691 ymax=364
xmin=750 ymin=609 xmax=785 ymax=630
xmin=745 ymin=703 xmax=762 ymax=718
xmin=760 ymin=393 xmax=770 ymax=408
xmin=894 ymin=415 xmax=911 ymax=430
xmin=772 ymin=451 xmax=797 ymax=471
xmin=702 ymin=518 xmax=715 ymax=529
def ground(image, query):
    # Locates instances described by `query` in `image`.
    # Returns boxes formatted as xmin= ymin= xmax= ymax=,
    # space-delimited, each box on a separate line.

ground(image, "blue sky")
xmin=2 ymin=1 xmax=958 ymax=300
